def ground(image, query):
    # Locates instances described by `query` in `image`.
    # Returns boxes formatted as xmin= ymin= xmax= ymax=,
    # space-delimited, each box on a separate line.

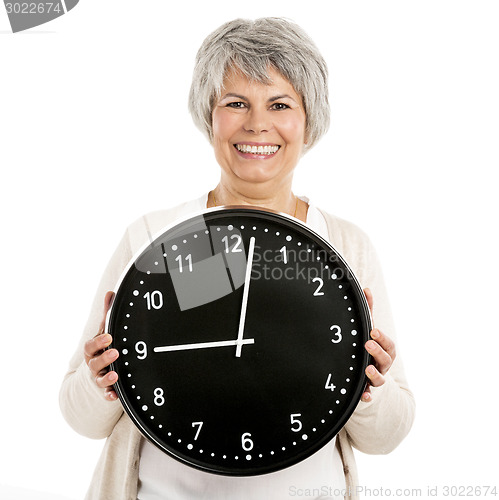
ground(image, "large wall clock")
xmin=106 ymin=206 xmax=372 ymax=476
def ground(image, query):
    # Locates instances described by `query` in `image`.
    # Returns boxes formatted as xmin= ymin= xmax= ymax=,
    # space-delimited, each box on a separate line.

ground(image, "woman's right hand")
xmin=84 ymin=291 xmax=119 ymax=401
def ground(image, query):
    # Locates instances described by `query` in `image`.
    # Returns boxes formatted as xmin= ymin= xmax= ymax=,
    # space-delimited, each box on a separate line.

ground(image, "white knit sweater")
xmin=59 ymin=196 xmax=415 ymax=500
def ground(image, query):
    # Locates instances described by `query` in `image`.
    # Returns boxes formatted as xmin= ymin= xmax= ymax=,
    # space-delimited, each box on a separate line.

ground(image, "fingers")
xmin=96 ymin=368 xmax=119 ymax=394
xmin=84 ymin=332 xmax=113 ymax=365
xmin=95 ymin=291 xmax=115 ymax=338
xmin=361 ymin=289 xmax=397 ymax=400
xmin=361 ymin=385 xmax=372 ymax=403
xmin=87 ymin=341 xmax=119 ymax=377
xmin=83 ymin=291 xmax=119 ymax=400
xmin=367 ymin=328 xmax=396 ymax=371
xmin=363 ymin=328 xmax=396 ymax=400
xmin=363 ymin=288 xmax=374 ymax=316
xmin=365 ymin=332 xmax=393 ymax=376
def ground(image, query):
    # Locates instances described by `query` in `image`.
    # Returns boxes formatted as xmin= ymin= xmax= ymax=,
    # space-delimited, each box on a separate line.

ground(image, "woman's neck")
xmin=208 ymin=182 xmax=308 ymax=222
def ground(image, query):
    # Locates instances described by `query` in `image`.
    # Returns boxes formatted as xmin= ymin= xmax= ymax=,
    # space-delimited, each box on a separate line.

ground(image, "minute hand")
xmin=235 ymin=236 xmax=256 ymax=357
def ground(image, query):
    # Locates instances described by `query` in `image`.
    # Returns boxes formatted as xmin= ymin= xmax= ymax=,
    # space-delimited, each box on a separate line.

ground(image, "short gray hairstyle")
xmin=188 ymin=18 xmax=330 ymax=152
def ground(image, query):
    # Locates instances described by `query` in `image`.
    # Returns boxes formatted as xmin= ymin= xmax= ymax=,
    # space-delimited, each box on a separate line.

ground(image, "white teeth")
xmin=235 ymin=144 xmax=280 ymax=155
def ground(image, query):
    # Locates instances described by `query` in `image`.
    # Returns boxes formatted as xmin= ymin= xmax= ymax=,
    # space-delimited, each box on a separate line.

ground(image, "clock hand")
xmin=154 ymin=338 xmax=255 ymax=353
xmin=235 ymin=236 xmax=256 ymax=358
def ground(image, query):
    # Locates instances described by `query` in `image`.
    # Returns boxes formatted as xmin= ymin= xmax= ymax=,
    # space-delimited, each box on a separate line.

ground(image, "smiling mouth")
xmin=234 ymin=144 xmax=281 ymax=156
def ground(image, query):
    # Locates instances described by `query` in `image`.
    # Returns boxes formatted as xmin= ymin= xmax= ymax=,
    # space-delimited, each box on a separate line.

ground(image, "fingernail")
xmin=109 ymin=372 xmax=118 ymax=382
xmin=367 ymin=366 xmax=376 ymax=375
xmin=366 ymin=340 xmax=377 ymax=351
xmin=101 ymin=334 xmax=112 ymax=345
xmin=371 ymin=329 xmax=380 ymax=339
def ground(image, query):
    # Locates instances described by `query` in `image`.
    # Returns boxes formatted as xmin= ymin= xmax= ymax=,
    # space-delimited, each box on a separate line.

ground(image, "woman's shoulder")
xmin=316 ymin=207 xmax=374 ymax=257
xmin=125 ymin=194 xmax=208 ymax=255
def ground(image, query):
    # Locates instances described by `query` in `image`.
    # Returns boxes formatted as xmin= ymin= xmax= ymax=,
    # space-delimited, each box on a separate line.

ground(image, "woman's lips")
xmin=234 ymin=143 xmax=281 ymax=158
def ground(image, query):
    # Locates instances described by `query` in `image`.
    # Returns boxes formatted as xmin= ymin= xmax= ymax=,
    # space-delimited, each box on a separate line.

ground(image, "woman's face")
xmin=212 ymin=67 xmax=307 ymax=192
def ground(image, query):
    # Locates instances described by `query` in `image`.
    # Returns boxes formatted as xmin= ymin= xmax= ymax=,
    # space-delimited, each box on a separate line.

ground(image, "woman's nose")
xmin=243 ymin=108 xmax=272 ymax=134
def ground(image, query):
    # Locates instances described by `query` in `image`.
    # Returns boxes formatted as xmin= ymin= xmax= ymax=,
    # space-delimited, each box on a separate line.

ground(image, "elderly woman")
xmin=60 ymin=17 xmax=414 ymax=500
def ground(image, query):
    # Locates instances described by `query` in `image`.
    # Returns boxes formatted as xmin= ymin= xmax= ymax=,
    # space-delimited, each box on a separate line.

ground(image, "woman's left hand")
xmin=361 ymin=288 xmax=396 ymax=403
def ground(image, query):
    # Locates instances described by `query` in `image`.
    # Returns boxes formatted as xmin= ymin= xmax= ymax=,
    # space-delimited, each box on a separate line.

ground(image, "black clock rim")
xmin=106 ymin=206 xmax=373 ymax=476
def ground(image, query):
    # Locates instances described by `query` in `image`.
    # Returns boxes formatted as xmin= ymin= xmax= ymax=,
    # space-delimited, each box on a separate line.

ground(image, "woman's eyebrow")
xmin=220 ymin=93 xmax=297 ymax=103
xmin=220 ymin=93 xmax=247 ymax=101
xmin=268 ymin=94 xmax=296 ymax=103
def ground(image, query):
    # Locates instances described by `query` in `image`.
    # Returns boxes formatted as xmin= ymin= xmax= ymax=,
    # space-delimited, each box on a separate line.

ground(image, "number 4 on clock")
xmin=325 ymin=374 xmax=336 ymax=392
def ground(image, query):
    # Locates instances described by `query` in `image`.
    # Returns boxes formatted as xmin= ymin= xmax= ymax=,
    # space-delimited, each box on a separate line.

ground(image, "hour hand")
xmin=154 ymin=338 xmax=255 ymax=353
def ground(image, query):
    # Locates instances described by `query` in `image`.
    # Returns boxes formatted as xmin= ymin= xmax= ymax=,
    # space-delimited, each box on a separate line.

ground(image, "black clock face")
xmin=107 ymin=207 xmax=371 ymax=476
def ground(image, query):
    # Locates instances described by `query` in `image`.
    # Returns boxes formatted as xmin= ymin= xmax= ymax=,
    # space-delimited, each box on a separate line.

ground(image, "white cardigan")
xmin=59 ymin=197 xmax=415 ymax=500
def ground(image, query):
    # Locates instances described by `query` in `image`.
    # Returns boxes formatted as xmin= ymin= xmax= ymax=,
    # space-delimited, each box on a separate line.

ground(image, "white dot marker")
xmin=172 ymin=244 xmax=178 ymax=251
xmin=246 ymin=454 xmax=252 ymax=460
xmin=187 ymin=444 xmax=193 ymax=450
xmin=142 ymin=405 xmax=148 ymax=411
xmin=133 ymin=290 xmax=139 ymax=296
xmin=302 ymin=434 xmax=308 ymax=440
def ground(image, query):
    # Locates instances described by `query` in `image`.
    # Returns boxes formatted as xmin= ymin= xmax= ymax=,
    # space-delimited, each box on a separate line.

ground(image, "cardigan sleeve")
xmin=59 ymin=229 xmax=133 ymax=439
xmin=322 ymin=212 xmax=416 ymax=455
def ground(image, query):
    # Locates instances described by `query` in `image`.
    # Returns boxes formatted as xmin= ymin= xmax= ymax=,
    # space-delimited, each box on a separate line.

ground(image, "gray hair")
xmin=188 ymin=18 xmax=330 ymax=153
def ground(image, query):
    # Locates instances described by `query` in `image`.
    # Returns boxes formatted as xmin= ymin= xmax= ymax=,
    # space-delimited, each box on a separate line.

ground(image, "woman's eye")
xmin=271 ymin=102 xmax=290 ymax=110
xmin=227 ymin=102 xmax=246 ymax=109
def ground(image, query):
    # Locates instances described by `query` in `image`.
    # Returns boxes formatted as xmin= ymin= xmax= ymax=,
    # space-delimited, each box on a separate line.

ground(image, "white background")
xmin=1 ymin=1 xmax=498 ymax=498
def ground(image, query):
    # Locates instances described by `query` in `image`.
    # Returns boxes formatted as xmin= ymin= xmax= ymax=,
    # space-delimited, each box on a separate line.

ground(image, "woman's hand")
xmin=361 ymin=288 xmax=396 ymax=403
xmin=84 ymin=291 xmax=119 ymax=401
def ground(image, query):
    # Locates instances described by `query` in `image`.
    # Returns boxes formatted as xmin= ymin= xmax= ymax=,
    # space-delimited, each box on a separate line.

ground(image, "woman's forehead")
xmin=220 ymin=66 xmax=302 ymax=102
